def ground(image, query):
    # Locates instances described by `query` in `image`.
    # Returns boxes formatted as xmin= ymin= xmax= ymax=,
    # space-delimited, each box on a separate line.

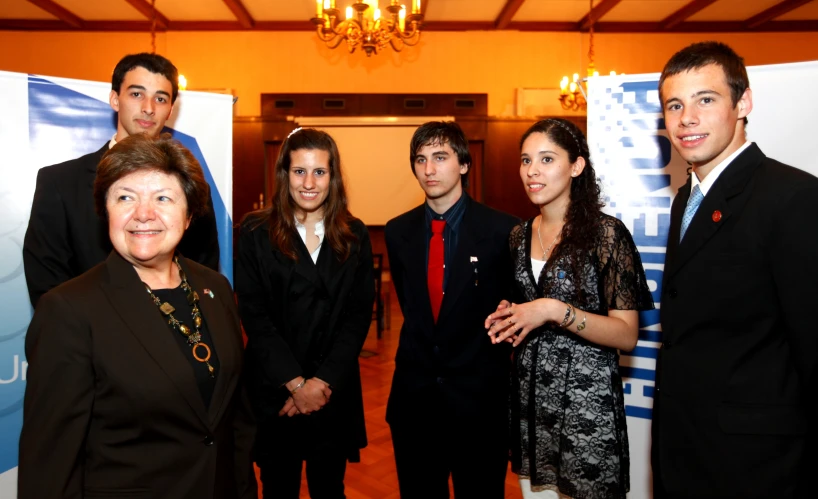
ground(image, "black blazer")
xmin=235 ymin=215 xmax=375 ymax=459
xmin=19 ymin=252 xmax=256 ymax=499
xmin=23 ymin=143 xmax=220 ymax=308
xmin=653 ymin=143 xmax=818 ymax=499
xmin=384 ymin=196 xmax=518 ymax=426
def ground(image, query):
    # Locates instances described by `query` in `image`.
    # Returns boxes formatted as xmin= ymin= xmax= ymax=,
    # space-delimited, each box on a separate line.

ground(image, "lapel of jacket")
xmin=667 ymin=144 xmax=763 ymax=278
xmin=86 ymin=144 xmax=112 ymax=250
xmin=99 ymin=252 xmax=211 ymax=428
xmin=663 ymin=178 xmax=690 ymax=284
xmin=437 ymin=197 xmax=483 ymax=325
xmin=178 ymin=258 xmax=239 ymax=426
xmin=290 ymin=229 xmax=328 ymax=294
xmin=399 ymin=206 xmax=437 ymax=334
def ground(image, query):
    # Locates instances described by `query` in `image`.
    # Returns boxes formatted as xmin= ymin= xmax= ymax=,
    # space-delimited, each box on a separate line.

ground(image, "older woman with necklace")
xmin=19 ymin=134 xmax=257 ymax=499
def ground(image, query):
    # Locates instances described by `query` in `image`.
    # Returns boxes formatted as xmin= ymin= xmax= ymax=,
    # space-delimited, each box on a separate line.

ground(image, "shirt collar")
xmin=294 ymin=217 xmax=325 ymax=238
xmin=691 ymin=141 xmax=752 ymax=196
xmin=108 ymin=133 xmax=118 ymax=150
xmin=425 ymin=193 xmax=467 ymax=233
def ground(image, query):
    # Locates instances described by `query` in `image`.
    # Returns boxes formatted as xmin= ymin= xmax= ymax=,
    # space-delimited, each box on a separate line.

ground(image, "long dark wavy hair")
xmin=520 ymin=119 xmax=604 ymax=295
xmin=245 ymin=128 xmax=357 ymax=262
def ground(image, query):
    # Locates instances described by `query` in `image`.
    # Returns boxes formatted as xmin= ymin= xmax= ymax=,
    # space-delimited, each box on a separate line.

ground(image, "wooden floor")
xmin=255 ymin=286 xmax=523 ymax=498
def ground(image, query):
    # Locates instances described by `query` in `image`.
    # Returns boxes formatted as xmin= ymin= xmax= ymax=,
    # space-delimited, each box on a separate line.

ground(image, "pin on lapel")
xmin=203 ymin=288 xmax=215 ymax=298
xmin=712 ymin=210 xmax=722 ymax=223
xmin=470 ymin=257 xmax=479 ymax=286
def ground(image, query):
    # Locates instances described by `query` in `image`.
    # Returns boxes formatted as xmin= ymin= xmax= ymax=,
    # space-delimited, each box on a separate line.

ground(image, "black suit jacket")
xmin=23 ymin=143 xmax=220 ymax=308
xmin=385 ymin=196 xmax=518 ymax=427
xmin=18 ymin=252 xmax=256 ymax=499
xmin=235 ymin=215 xmax=374 ymax=459
xmin=653 ymin=143 xmax=818 ymax=499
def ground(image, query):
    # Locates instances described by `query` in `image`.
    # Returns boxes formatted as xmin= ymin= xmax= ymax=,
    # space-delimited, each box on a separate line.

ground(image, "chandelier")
xmin=558 ymin=0 xmax=618 ymax=111
xmin=311 ymin=1 xmax=424 ymax=57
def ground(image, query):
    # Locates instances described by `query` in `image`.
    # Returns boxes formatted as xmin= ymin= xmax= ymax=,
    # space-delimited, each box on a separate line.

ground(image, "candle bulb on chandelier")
xmin=413 ymin=0 xmax=420 ymax=14
xmin=316 ymin=0 xmax=322 ymax=16
xmin=346 ymin=6 xmax=353 ymax=19
xmin=399 ymin=6 xmax=406 ymax=30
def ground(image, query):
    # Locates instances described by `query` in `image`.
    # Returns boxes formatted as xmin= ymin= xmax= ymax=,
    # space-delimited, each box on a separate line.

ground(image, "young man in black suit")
xmin=23 ymin=53 xmax=220 ymax=308
xmin=385 ymin=121 xmax=518 ymax=498
xmin=653 ymin=41 xmax=818 ymax=499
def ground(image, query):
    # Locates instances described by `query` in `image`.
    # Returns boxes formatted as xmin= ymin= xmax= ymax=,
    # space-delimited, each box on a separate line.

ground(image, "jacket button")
xmin=668 ymin=288 xmax=678 ymax=298
xmin=436 ymin=377 xmax=444 ymax=384
xmin=663 ymin=340 xmax=672 ymax=350
xmin=203 ymin=435 xmax=214 ymax=446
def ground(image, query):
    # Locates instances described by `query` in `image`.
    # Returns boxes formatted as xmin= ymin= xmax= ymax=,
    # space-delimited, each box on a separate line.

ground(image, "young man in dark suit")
xmin=23 ymin=53 xmax=220 ymax=308
xmin=385 ymin=121 xmax=518 ymax=498
xmin=653 ymin=41 xmax=818 ymax=499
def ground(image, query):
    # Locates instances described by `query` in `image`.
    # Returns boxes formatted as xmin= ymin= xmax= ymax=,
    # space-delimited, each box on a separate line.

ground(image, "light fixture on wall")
xmin=311 ymin=0 xmax=424 ymax=57
xmin=558 ymin=0 xmax=619 ymax=111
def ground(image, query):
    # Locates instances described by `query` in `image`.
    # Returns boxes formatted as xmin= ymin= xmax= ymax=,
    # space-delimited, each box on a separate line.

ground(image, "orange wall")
xmin=1 ymin=30 xmax=817 ymax=117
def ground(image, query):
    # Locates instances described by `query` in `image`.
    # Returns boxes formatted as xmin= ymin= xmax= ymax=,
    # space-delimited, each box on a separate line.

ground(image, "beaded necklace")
xmin=144 ymin=256 xmax=215 ymax=378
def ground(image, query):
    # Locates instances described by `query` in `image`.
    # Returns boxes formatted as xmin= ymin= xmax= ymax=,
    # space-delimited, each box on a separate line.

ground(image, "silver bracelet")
xmin=559 ymin=304 xmax=574 ymax=327
xmin=576 ymin=313 xmax=587 ymax=332
xmin=565 ymin=306 xmax=577 ymax=328
xmin=289 ymin=379 xmax=306 ymax=395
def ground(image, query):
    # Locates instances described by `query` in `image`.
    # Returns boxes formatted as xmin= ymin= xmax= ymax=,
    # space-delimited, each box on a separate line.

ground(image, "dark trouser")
xmin=256 ymin=452 xmax=347 ymax=499
xmin=389 ymin=387 xmax=508 ymax=499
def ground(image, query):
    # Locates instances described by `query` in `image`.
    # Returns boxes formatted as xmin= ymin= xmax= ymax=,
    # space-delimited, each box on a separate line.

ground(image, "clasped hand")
xmin=485 ymin=298 xmax=560 ymax=347
xmin=279 ymin=377 xmax=332 ymax=417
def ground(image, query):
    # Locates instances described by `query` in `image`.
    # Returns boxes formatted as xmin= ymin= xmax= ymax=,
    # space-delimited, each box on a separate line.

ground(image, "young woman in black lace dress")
xmin=486 ymin=119 xmax=654 ymax=499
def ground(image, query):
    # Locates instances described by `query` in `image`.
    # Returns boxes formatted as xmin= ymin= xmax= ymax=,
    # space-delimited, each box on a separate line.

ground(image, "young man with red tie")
xmin=385 ymin=121 xmax=518 ymax=498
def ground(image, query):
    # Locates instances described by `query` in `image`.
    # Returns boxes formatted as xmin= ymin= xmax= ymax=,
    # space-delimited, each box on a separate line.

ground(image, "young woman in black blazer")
xmin=235 ymin=128 xmax=375 ymax=499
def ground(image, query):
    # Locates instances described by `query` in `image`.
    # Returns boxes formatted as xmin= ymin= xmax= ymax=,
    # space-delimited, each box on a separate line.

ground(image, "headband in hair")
xmin=545 ymin=119 xmax=583 ymax=153
xmin=287 ymin=127 xmax=302 ymax=139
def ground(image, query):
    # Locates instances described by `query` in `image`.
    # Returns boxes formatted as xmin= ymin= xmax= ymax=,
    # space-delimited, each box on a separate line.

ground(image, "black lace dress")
xmin=509 ymin=214 xmax=654 ymax=499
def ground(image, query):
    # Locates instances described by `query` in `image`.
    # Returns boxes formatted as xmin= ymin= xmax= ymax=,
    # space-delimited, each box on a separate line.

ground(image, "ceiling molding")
xmin=222 ymin=0 xmax=254 ymax=29
xmin=494 ymin=0 xmax=525 ymax=30
xmin=2 ymin=18 xmax=817 ymax=33
xmin=124 ymin=0 xmax=170 ymax=30
xmin=595 ymin=19 xmax=818 ymax=32
xmin=506 ymin=21 xmax=580 ymax=31
xmin=661 ymin=0 xmax=719 ymax=29
xmin=745 ymin=0 xmax=814 ymax=29
xmin=27 ymin=0 xmax=83 ymax=28
xmin=0 ymin=19 xmax=75 ymax=30
xmin=578 ymin=0 xmax=622 ymax=31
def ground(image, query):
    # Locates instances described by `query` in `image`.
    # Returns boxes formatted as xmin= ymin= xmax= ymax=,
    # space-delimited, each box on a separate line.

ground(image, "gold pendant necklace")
xmin=537 ymin=216 xmax=563 ymax=260
xmin=144 ymin=256 xmax=215 ymax=378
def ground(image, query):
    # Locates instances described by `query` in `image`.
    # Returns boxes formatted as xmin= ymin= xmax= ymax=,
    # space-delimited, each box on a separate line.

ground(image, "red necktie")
xmin=428 ymin=219 xmax=446 ymax=323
